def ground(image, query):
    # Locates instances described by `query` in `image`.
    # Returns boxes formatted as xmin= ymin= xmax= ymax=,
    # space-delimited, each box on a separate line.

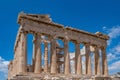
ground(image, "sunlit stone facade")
xmin=8 ymin=12 xmax=110 ymax=80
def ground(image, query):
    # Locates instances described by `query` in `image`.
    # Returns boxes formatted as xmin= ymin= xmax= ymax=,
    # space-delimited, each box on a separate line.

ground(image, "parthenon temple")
xmin=8 ymin=12 xmax=110 ymax=80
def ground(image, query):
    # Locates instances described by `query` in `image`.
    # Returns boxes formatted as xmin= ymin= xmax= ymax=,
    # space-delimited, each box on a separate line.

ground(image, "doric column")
xmin=50 ymin=36 xmax=57 ymax=74
xmin=64 ymin=38 xmax=70 ymax=74
xmin=19 ymin=29 xmax=27 ymax=73
xmin=75 ymin=42 xmax=82 ymax=74
xmin=94 ymin=46 xmax=101 ymax=75
xmin=84 ymin=43 xmax=92 ymax=75
xmin=34 ymin=33 xmax=42 ymax=73
xmin=44 ymin=41 xmax=48 ymax=73
xmin=17 ymin=40 xmax=21 ymax=74
xmin=101 ymin=46 xmax=108 ymax=75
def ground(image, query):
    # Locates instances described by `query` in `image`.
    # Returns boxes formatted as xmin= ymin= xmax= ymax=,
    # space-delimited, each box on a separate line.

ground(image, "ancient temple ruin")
xmin=8 ymin=12 xmax=110 ymax=80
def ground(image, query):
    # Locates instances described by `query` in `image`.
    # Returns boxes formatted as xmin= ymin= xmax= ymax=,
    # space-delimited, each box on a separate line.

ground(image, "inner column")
xmin=44 ymin=41 xmax=49 ymax=73
xmin=101 ymin=46 xmax=108 ymax=75
xmin=50 ymin=36 xmax=57 ymax=74
xmin=33 ymin=33 xmax=42 ymax=73
xmin=64 ymin=37 xmax=70 ymax=74
xmin=75 ymin=41 xmax=82 ymax=75
xmin=85 ymin=43 xmax=92 ymax=75
xmin=94 ymin=45 xmax=101 ymax=75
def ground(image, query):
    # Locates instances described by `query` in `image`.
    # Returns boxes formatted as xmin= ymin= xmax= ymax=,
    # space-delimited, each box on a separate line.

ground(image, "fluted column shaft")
xmin=85 ymin=43 xmax=92 ymax=75
xmin=17 ymin=41 xmax=21 ymax=74
xmin=34 ymin=34 xmax=42 ymax=73
xmin=44 ymin=42 xmax=48 ymax=72
xmin=50 ymin=37 xmax=57 ymax=73
xmin=64 ymin=39 xmax=70 ymax=74
xmin=19 ymin=30 xmax=27 ymax=73
xmin=102 ymin=47 xmax=108 ymax=75
xmin=75 ymin=42 xmax=82 ymax=74
xmin=94 ymin=46 xmax=101 ymax=75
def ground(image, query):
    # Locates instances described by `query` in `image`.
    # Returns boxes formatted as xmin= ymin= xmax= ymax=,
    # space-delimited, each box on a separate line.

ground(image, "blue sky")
xmin=0 ymin=0 xmax=120 ymax=79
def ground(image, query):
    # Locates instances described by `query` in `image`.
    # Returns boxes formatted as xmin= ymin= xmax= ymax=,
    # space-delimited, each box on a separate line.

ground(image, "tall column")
xmin=64 ymin=38 xmax=70 ymax=74
xmin=17 ymin=40 xmax=21 ymax=74
xmin=75 ymin=42 xmax=82 ymax=74
xmin=19 ymin=29 xmax=27 ymax=73
xmin=101 ymin=46 xmax=108 ymax=75
xmin=50 ymin=36 xmax=57 ymax=74
xmin=44 ymin=41 xmax=49 ymax=72
xmin=94 ymin=46 xmax=101 ymax=75
xmin=85 ymin=43 xmax=92 ymax=75
xmin=34 ymin=33 xmax=42 ymax=73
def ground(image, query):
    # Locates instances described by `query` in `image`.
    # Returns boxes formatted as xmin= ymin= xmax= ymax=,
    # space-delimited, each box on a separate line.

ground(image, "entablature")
xmin=14 ymin=12 xmax=109 ymax=51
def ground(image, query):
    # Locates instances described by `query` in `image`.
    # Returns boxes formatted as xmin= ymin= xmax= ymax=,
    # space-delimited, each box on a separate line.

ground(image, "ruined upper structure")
xmin=8 ymin=12 xmax=109 ymax=80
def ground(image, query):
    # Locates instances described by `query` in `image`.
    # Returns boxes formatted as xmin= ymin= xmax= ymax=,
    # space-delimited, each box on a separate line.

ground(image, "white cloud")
xmin=0 ymin=56 xmax=9 ymax=79
xmin=108 ymin=26 xmax=120 ymax=39
xmin=107 ymin=43 xmax=120 ymax=62
xmin=107 ymin=53 xmax=116 ymax=62
xmin=102 ymin=26 xmax=107 ymax=31
xmin=112 ymin=44 xmax=120 ymax=54
xmin=107 ymin=53 xmax=120 ymax=74
xmin=109 ymin=60 xmax=120 ymax=71
xmin=105 ymin=25 xmax=120 ymax=45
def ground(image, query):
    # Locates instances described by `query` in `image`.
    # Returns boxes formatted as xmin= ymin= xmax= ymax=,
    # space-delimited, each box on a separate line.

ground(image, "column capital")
xmin=63 ymin=36 xmax=70 ymax=42
xmin=20 ymin=29 xmax=27 ymax=34
xmin=74 ymin=40 xmax=81 ymax=44
xmin=49 ymin=35 xmax=57 ymax=41
xmin=83 ymin=42 xmax=90 ymax=47
xmin=92 ymin=45 xmax=98 ymax=49
xmin=44 ymin=40 xmax=49 ymax=44
xmin=34 ymin=32 xmax=42 ymax=36
xmin=33 ymin=33 xmax=41 ymax=43
xmin=101 ymin=46 xmax=106 ymax=50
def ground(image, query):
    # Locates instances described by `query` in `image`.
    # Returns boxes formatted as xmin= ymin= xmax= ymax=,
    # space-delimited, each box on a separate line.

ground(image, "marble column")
xmin=101 ymin=46 xmax=108 ymax=75
xmin=13 ymin=51 xmax=17 ymax=75
xmin=19 ymin=29 xmax=27 ymax=73
xmin=17 ymin=40 xmax=21 ymax=74
xmin=85 ymin=43 xmax=92 ymax=75
xmin=44 ymin=41 xmax=48 ymax=72
xmin=34 ymin=34 xmax=42 ymax=73
xmin=64 ymin=38 xmax=70 ymax=74
xmin=75 ymin=42 xmax=82 ymax=74
xmin=16 ymin=46 xmax=19 ymax=74
xmin=94 ymin=46 xmax=101 ymax=75
xmin=50 ymin=36 xmax=57 ymax=74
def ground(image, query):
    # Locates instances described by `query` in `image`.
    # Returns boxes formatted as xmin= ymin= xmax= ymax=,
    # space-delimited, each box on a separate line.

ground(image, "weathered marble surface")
xmin=8 ymin=12 xmax=110 ymax=80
